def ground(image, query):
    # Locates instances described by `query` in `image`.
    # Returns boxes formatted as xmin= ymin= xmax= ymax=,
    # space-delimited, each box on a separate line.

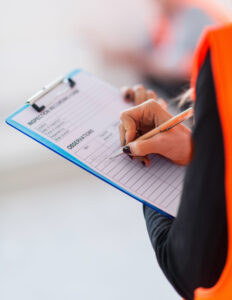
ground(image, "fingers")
xmin=119 ymin=86 xmax=169 ymax=162
xmin=146 ymin=89 xmax=158 ymax=100
xmin=123 ymin=150 xmax=151 ymax=167
xmin=136 ymin=155 xmax=151 ymax=166
xmin=120 ymin=112 xmax=137 ymax=144
xmin=120 ymin=99 xmax=158 ymax=146
xmin=121 ymin=85 xmax=165 ymax=112
xmin=119 ymin=123 xmax=126 ymax=146
xmin=127 ymin=135 xmax=162 ymax=156
xmin=122 ymin=85 xmax=157 ymax=105
xmin=133 ymin=84 xmax=147 ymax=105
xmin=145 ymin=90 xmax=167 ymax=110
xmin=121 ymin=86 xmax=134 ymax=102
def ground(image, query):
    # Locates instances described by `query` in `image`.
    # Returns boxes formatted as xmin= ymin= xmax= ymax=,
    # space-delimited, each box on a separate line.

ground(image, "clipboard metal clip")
xmin=26 ymin=76 xmax=76 ymax=112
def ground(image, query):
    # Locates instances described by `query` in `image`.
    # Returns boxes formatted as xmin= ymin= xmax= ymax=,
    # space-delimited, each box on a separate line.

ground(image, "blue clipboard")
xmin=6 ymin=69 xmax=173 ymax=219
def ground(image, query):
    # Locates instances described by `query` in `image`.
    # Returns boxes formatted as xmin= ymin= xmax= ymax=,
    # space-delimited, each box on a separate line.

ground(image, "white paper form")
xmin=11 ymin=71 xmax=185 ymax=217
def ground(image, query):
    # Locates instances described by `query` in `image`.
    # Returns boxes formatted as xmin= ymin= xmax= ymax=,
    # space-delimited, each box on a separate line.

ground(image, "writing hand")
xmin=119 ymin=95 xmax=192 ymax=166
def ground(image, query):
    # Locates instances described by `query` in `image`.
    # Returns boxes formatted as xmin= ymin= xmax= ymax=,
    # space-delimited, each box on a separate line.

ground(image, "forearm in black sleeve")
xmin=143 ymin=52 xmax=227 ymax=300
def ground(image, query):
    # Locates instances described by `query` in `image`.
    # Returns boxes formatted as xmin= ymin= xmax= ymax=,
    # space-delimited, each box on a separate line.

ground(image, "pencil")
xmin=110 ymin=107 xmax=194 ymax=158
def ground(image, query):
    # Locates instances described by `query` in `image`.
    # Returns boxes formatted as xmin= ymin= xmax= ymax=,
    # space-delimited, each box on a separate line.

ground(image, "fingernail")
xmin=141 ymin=161 xmax=145 ymax=166
xmin=125 ymin=93 xmax=131 ymax=100
xmin=123 ymin=146 xmax=131 ymax=154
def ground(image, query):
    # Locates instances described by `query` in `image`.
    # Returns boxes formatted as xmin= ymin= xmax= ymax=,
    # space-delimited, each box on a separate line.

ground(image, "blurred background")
xmin=1 ymin=0 xmax=232 ymax=299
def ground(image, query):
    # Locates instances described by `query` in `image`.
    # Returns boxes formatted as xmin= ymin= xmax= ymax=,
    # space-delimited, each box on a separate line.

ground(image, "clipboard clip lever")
xmin=26 ymin=76 xmax=76 ymax=113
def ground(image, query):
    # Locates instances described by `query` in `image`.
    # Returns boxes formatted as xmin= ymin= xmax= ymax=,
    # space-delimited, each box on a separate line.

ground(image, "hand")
xmin=120 ymin=85 xmax=168 ymax=166
xmin=119 ymin=91 xmax=192 ymax=166
xmin=121 ymin=84 xmax=168 ymax=108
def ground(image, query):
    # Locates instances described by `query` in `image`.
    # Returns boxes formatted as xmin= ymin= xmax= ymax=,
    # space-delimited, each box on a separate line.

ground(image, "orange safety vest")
xmin=190 ymin=24 xmax=232 ymax=299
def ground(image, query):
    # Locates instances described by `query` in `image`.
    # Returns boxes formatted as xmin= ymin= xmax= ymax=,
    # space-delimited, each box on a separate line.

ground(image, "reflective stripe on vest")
xmin=190 ymin=24 xmax=232 ymax=300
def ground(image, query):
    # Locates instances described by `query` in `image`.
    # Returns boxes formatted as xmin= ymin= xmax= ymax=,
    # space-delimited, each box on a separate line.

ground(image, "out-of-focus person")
xmin=103 ymin=0 xmax=231 ymax=97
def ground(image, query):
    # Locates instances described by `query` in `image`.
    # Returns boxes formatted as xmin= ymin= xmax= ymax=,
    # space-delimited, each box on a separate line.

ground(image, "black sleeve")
xmin=143 ymin=52 xmax=227 ymax=300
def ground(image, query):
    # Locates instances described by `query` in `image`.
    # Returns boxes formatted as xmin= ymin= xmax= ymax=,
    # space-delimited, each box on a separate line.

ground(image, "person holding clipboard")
xmin=118 ymin=24 xmax=232 ymax=300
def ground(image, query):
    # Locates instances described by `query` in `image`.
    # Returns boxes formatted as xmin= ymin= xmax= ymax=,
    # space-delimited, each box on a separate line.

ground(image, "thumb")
xmin=128 ymin=137 xmax=160 ymax=156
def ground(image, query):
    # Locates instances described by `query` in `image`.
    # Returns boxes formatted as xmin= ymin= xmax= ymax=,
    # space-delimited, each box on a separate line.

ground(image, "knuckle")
xmin=145 ymin=98 xmax=157 ymax=108
xmin=146 ymin=98 xmax=156 ymax=105
xmin=120 ymin=111 xmax=126 ymax=120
